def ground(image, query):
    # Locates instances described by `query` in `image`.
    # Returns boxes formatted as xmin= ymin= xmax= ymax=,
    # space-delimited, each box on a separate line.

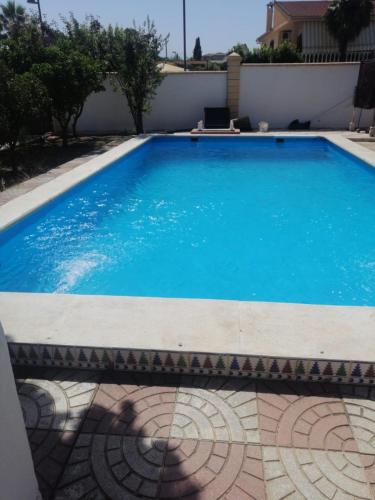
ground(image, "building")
xmin=257 ymin=1 xmax=375 ymax=62
xmin=202 ymin=52 xmax=227 ymax=64
xmin=158 ymin=62 xmax=186 ymax=73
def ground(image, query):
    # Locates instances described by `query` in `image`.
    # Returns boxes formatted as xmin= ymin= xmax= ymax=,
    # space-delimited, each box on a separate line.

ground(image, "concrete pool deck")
xmin=1 ymin=132 xmax=375 ymax=385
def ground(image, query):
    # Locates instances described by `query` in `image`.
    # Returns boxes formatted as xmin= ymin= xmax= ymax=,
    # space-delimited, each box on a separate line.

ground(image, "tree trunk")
xmin=72 ymin=104 xmax=84 ymax=138
xmin=72 ymin=119 xmax=78 ymax=139
xmin=135 ymin=110 xmax=144 ymax=135
xmin=339 ymin=39 xmax=348 ymax=62
xmin=61 ymin=126 xmax=68 ymax=147
xmin=57 ymin=116 xmax=71 ymax=147
xmin=9 ymin=141 xmax=17 ymax=172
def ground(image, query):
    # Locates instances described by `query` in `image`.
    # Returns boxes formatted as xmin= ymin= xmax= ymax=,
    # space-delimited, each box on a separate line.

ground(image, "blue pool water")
xmin=1 ymin=137 xmax=375 ymax=305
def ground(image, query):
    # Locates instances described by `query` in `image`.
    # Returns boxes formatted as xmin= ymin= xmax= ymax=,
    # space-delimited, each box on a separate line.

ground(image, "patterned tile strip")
xmin=8 ymin=342 xmax=375 ymax=385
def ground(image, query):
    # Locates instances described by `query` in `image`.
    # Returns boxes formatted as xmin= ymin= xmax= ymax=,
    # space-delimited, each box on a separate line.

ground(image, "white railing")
xmin=303 ymin=50 xmax=374 ymax=63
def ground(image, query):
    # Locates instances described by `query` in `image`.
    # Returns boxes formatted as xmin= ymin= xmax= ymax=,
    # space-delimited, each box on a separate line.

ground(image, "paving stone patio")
xmin=0 ymin=136 xmax=128 ymax=206
xmin=14 ymin=367 xmax=375 ymax=499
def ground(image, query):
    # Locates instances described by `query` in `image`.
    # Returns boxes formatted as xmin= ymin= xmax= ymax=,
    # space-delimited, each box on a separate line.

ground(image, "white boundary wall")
xmin=78 ymin=72 xmax=227 ymax=134
xmin=77 ymin=63 xmax=373 ymax=133
xmin=0 ymin=325 xmax=40 ymax=500
xmin=239 ymin=63 xmax=373 ymax=129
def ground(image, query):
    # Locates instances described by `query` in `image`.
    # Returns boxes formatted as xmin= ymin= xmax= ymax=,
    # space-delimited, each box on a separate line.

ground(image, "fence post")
xmin=226 ymin=52 xmax=241 ymax=118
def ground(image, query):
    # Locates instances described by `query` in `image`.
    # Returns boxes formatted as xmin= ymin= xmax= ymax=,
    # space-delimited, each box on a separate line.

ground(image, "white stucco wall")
xmin=77 ymin=64 xmax=373 ymax=133
xmin=0 ymin=326 xmax=40 ymax=500
xmin=77 ymin=78 xmax=133 ymax=134
xmin=77 ymin=72 xmax=227 ymax=134
xmin=239 ymin=63 xmax=373 ymax=129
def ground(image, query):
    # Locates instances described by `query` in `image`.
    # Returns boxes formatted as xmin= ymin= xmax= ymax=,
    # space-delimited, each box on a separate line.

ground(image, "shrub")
xmin=231 ymin=42 xmax=302 ymax=64
xmin=0 ymin=60 xmax=49 ymax=168
xmin=272 ymin=42 xmax=303 ymax=63
xmin=33 ymin=39 xmax=105 ymax=145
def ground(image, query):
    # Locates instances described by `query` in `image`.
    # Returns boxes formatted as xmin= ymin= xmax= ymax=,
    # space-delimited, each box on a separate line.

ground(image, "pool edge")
xmin=2 ymin=292 xmax=375 ymax=385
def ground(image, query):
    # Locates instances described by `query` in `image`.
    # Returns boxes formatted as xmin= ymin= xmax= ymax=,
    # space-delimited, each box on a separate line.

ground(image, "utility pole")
xmin=27 ymin=0 xmax=44 ymax=38
xmin=183 ymin=0 xmax=187 ymax=71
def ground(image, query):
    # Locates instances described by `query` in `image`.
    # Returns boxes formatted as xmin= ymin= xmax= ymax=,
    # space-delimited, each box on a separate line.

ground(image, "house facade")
xmin=257 ymin=1 xmax=375 ymax=62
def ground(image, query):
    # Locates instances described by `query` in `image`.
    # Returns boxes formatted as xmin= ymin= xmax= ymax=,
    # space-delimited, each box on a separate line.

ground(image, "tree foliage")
xmin=193 ymin=37 xmax=202 ymax=60
xmin=0 ymin=59 xmax=49 ymax=168
xmin=33 ymin=39 xmax=105 ymax=145
xmin=0 ymin=0 xmax=25 ymax=38
xmin=325 ymin=0 xmax=374 ymax=61
xmin=0 ymin=4 xmax=167 ymax=156
xmin=0 ymin=18 xmax=44 ymax=73
xmin=231 ymin=42 xmax=302 ymax=63
xmin=61 ymin=13 xmax=105 ymax=60
xmin=230 ymin=43 xmax=250 ymax=60
xmin=103 ymin=20 xmax=167 ymax=134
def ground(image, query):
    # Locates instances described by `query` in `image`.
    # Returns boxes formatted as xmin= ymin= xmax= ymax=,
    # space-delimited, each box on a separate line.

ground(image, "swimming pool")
xmin=1 ymin=136 xmax=375 ymax=306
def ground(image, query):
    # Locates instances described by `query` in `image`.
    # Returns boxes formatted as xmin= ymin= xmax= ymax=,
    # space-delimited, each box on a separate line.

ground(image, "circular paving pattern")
xmin=88 ymin=386 xmax=178 ymax=437
xmin=264 ymin=446 xmax=375 ymax=499
xmin=344 ymin=397 xmax=375 ymax=455
xmin=87 ymin=380 xmax=259 ymax=445
xmin=18 ymin=374 xmax=98 ymax=431
xmin=17 ymin=371 xmax=375 ymax=499
xmin=170 ymin=385 xmax=259 ymax=443
xmin=18 ymin=380 xmax=69 ymax=430
xmin=56 ymin=433 xmax=263 ymax=499
xmin=56 ymin=377 xmax=264 ymax=499
xmin=275 ymin=398 xmax=358 ymax=451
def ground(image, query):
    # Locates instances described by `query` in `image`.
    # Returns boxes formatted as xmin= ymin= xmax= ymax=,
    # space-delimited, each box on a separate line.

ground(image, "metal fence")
xmin=303 ymin=50 xmax=375 ymax=63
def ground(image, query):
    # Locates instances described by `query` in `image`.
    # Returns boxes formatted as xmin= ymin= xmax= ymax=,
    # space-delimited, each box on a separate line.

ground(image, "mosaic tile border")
xmin=8 ymin=342 xmax=375 ymax=385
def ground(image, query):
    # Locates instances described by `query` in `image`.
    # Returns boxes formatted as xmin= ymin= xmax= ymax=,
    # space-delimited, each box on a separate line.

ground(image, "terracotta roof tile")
xmin=277 ymin=0 xmax=374 ymax=19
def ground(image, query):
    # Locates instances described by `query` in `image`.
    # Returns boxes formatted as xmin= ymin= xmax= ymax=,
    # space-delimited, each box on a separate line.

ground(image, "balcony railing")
xmin=303 ymin=50 xmax=374 ymax=63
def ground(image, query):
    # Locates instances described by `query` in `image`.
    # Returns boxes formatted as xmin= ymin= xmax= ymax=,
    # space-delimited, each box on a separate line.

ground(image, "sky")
xmin=19 ymin=0 xmax=273 ymax=55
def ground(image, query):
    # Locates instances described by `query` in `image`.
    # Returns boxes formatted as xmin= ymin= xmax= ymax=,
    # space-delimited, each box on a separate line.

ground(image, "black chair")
xmin=204 ymin=107 xmax=231 ymax=129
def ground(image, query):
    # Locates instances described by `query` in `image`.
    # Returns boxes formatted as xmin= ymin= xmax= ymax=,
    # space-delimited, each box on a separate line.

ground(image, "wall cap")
xmin=241 ymin=62 xmax=361 ymax=67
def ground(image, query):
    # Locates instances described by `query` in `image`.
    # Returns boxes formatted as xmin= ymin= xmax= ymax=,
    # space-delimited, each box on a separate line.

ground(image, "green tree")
xmin=61 ymin=13 xmax=105 ymax=60
xmin=103 ymin=20 xmax=167 ymax=134
xmin=238 ymin=42 xmax=301 ymax=64
xmin=193 ymin=36 xmax=202 ymax=60
xmin=325 ymin=0 xmax=374 ymax=61
xmin=60 ymin=15 xmax=107 ymax=136
xmin=0 ymin=0 xmax=25 ymax=38
xmin=245 ymin=45 xmax=272 ymax=63
xmin=0 ymin=17 xmax=44 ymax=73
xmin=0 ymin=60 xmax=49 ymax=169
xmin=230 ymin=43 xmax=250 ymax=61
xmin=33 ymin=39 xmax=105 ymax=145
xmin=207 ymin=61 xmax=227 ymax=71
xmin=272 ymin=42 xmax=302 ymax=63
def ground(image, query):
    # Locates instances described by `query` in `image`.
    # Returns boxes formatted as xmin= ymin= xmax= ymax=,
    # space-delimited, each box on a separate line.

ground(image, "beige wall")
xmin=0 ymin=325 xmax=40 ymax=500
xmin=273 ymin=4 xmax=289 ymax=29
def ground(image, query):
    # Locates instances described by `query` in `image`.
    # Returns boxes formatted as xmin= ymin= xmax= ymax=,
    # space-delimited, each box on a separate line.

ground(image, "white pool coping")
xmin=2 ymin=292 xmax=375 ymax=361
xmin=1 ymin=132 xmax=375 ymax=382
